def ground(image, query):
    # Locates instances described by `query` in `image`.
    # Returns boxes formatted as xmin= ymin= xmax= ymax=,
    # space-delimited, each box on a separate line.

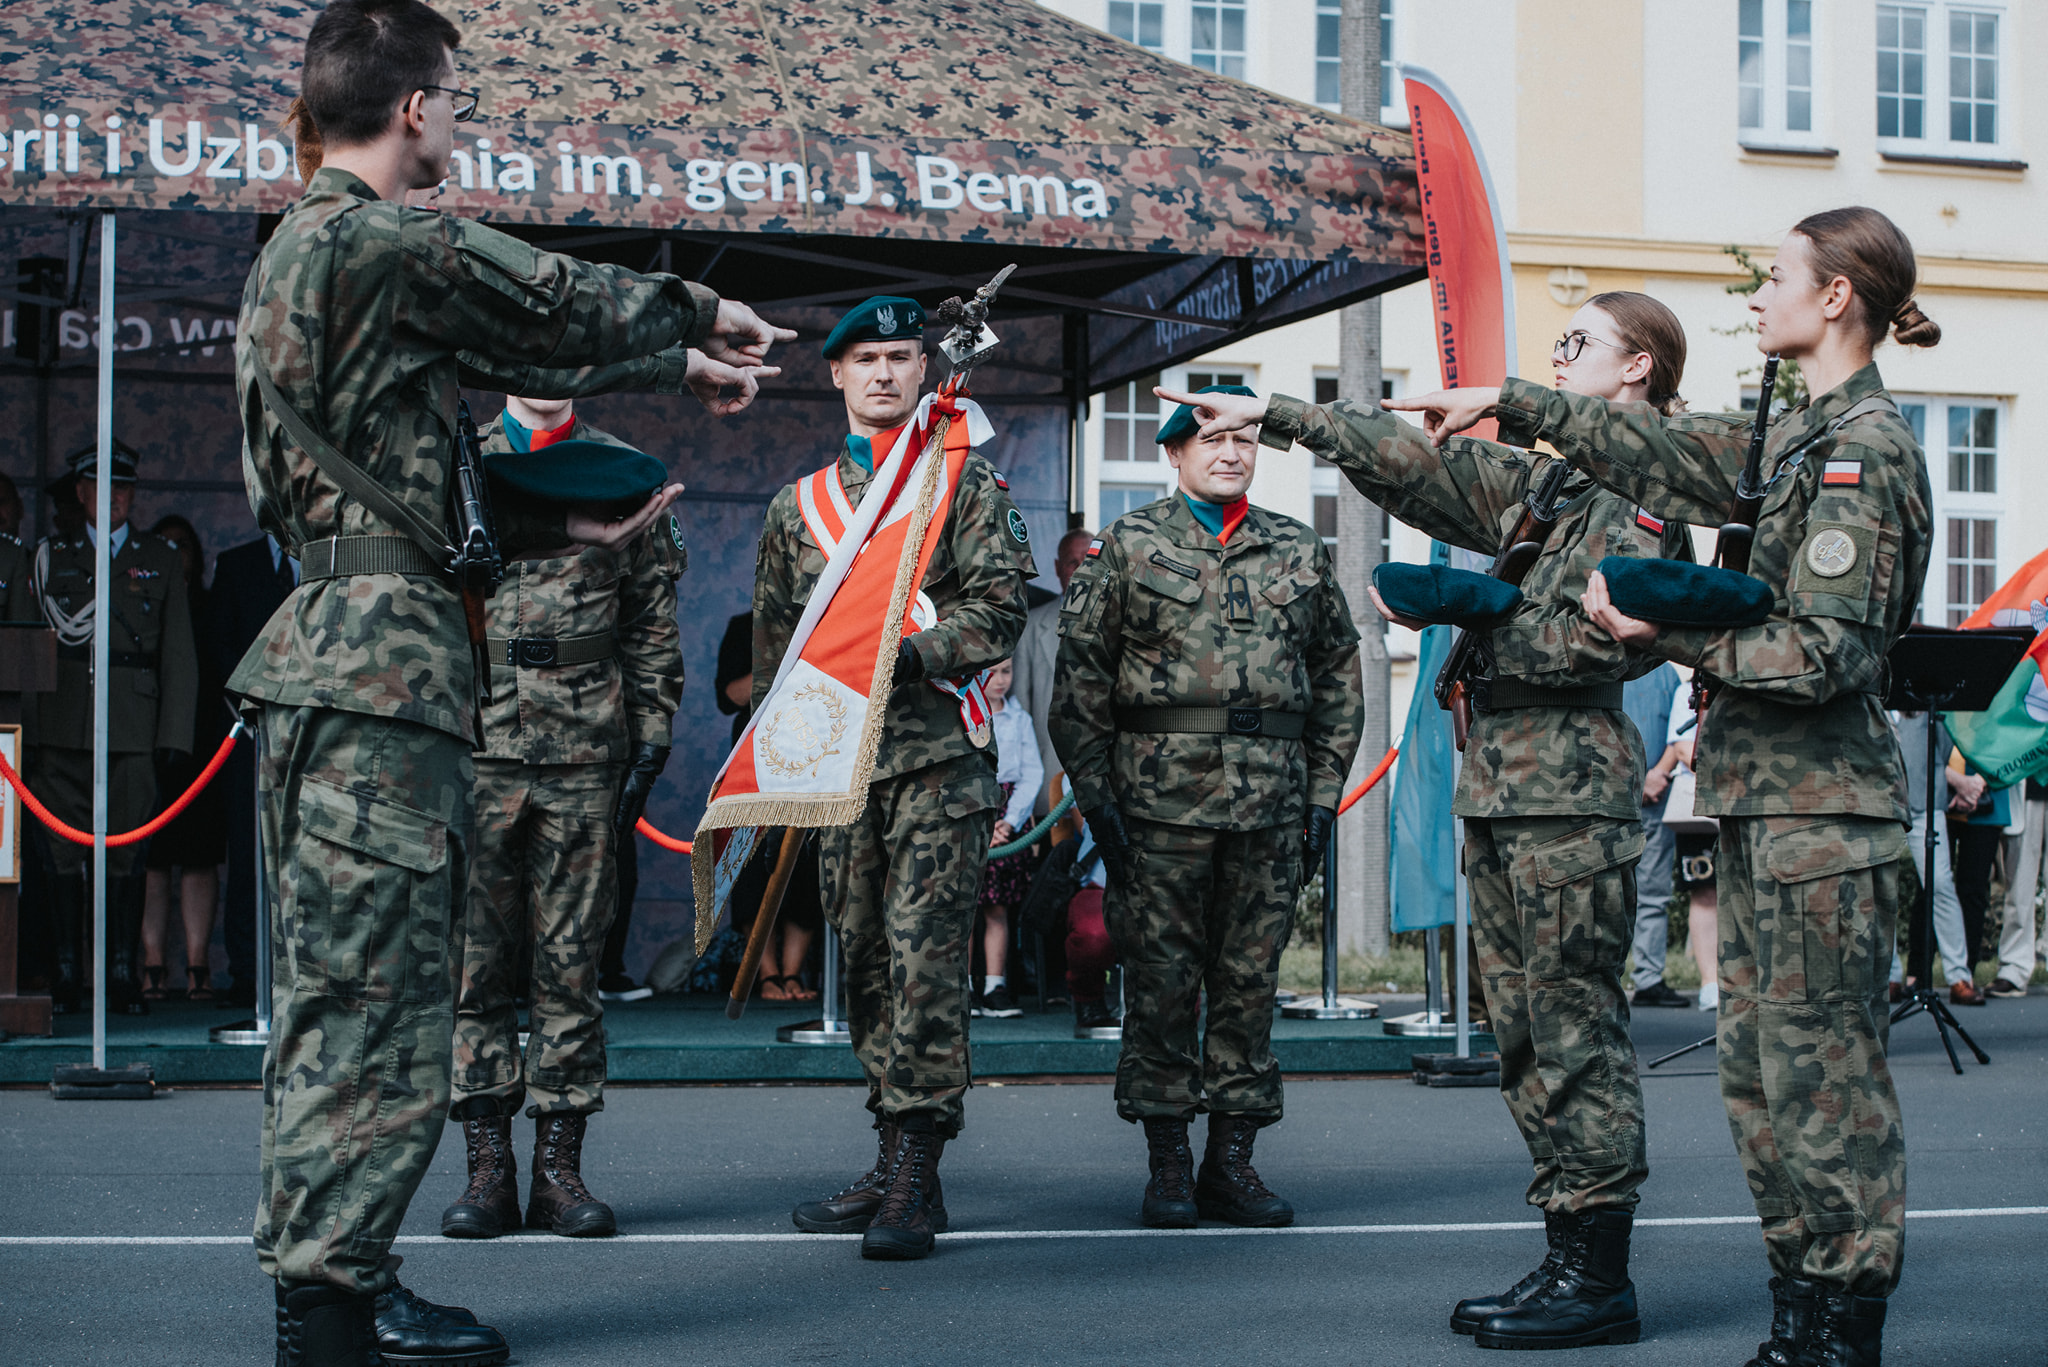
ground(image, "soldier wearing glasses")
xmin=236 ymin=3 xmax=789 ymax=1362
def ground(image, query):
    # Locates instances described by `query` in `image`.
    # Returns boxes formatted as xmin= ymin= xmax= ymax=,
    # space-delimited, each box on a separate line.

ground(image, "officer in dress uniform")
xmin=28 ymin=443 xmax=197 ymax=1017
xmin=766 ymin=296 xmax=1034 ymax=1261
xmin=1050 ymin=386 xmax=1363 ymax=1231
xmin=440 ymin=398 xmax=684 ymax=1242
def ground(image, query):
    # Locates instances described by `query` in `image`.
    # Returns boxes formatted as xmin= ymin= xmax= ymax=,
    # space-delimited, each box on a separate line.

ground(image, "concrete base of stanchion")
xmin=1073 ymin=1021 xmax=1123 ymax=1040
xmin=1280 ymin=996 xmax=1378 ymax=1020
xmin=1412 ymin=1051 xmax=1500 ymax=1088
xmin=208 ymin=1019 xmax=269 ymax=1046
xmin=52 ymin=1061 xmax=155 ymax=1099
xmin=776 ymin=1018 xmax=852 ymax=1044
xmin=1382 ymin=1009 xmax=1477 ymax=1038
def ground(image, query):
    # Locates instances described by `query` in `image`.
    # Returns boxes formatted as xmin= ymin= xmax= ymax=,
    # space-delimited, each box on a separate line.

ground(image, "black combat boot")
xmin=275 ymin=1281 xmax=381 ymax=1367
xmin=1794 ymin=1291 xmax=1885 ymax=1367
xmin=1473 ymin=1208 xmax=1641 ymax=1350
xmin=860 ymin=1128 xmax=948 ymax=1260
xmin=107 ymin=873 xmax=149 ymax=1016
xmin=793 ymin=1121 xmax=900 ymax=1233
xmin=1194 ymin=1114 xmax=1293 ymax=1227
xmin=441 ymin=1115 xmax=519 ymax=1239
xmin=1744 ymin=1276 xmax=1822 ymax=1367
xmin=48 ymin=874 xmax=84 ymax=1015
xmin=1139 ymin=1118 xmax=1198 ymax=1228
xmin=372 ymin=1282 xmax=508 ymax=1367
xmin=526 ymin=1112 xmax=617 ymax=1237
xmin=1452 ymin=1208 xmax=1570 ymax=1334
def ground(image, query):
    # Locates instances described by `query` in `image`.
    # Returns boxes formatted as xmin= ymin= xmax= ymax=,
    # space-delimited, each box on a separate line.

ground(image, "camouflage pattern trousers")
xmin=254 ymin=704 xmax=472 ymax=1296
xmin=1465 ymin=815 xmax=1648 ymax=1214
xmin=452 ymin=759 xmax=623 ymax=1118
xmin=819 ymin=753 xmax=997 ymax=1139
xmin=1105 ymin=817 xmax=1298 ymax=1126
xmin=1716 ymin=814 xmax=1907 ymax=1297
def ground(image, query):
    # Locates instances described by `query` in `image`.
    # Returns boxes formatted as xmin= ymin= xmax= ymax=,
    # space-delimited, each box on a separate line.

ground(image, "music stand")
xmin=1647 ymin=624 xmax=2035 ymax=1075
xmin=1885 ymin=624 xmax=2034 ymax=1074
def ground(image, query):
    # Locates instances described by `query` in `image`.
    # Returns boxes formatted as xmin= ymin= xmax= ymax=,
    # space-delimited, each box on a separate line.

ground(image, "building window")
xmin=1185 ymin=369 xmax=1247 ymax=392
xmin=1739 ymin=0 xmax=1821 ymax=141
xmin=1103 ymin=372 xmax=1162 ymax=463
xmin=1898 ymin=397 xmax=2004 ymax=625
xmin=1382 ymin=0 xmax=1397 ymax=119
xmin=1101 ymin=482 xmax=1164 ymax=527
xmin=1877 ymin=5 xmax=1926 ymax=137
xmin=1313 ymin=495 xmax=1338 ymax=543
xmin=1947 ymin=403 xmax=1996 ymax=494
xmin=1876 ymin=3 xmax=2004 ymax=152
xmin=1108 ymin=0 xmax=1166 ymax=52
xmin=1948 ymin=519 xmax=1998 ymax=626
xmin=1189 ymin=1 xmax=1247 ymax=79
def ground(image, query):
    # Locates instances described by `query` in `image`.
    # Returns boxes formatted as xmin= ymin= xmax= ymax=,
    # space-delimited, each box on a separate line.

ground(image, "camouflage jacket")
xmin=1496 ymin=364 xmax=1931 ymax=820
xmin=27 ymin=526 xmax=199 ymax=754
xmin=752 ymin=437 xmax=1034 ymax=783
xmin=230 ymin=165 xmax=720 ymax=744
xmin=0 ymin=532 xmax=32 ymax=624
xmin=473 ymin=415 xmax=684 ymax=766
xmin=1050 ymin=495 xmax=1363 ymax=830
xmin=1261 ymin=396 xmax=1691 ymax=821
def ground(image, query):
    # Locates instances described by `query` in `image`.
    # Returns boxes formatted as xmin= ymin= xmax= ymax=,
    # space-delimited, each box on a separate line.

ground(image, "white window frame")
xmin=1107 ymin=0 xmax=1167 ymax=54
xmin=1893 ymin=394 xmax=2008 ymax=625
xmin=1099 ymin=370 xmax=1166 ymax=465
xmin=1187 ymin=0 xmax=1249 ymax=80
xmin=1875 ymin=1 xmax=2012 ymax=160
xmin=1738 ymin=0 xmax=1831 ymax=150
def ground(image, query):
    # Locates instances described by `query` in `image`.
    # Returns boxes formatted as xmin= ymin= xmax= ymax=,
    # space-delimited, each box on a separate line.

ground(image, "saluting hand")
xmin=1382 ymin=386 xmax=1502 ymax=447
xmin=1151 ymin=386 xmax=1266 ymax=439
xmin=568 ymin=482 xmax=685 ymax=552
xmin=1581 ymin=569 xmax=1660 ymax=647
xmin=686 ymin=350 xmax=779 ymax=416
xmin=703 ymin=300 xmax=799 ymax=366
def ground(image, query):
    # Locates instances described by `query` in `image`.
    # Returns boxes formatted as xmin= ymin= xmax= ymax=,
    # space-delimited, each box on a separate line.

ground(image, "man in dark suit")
xmin=206 ymin=535 xmax=298 ymax=1008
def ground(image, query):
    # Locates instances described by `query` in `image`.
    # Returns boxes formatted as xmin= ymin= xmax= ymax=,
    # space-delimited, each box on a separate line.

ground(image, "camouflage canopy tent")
xmin=0 ymin=0 xmax=1422 ymax=963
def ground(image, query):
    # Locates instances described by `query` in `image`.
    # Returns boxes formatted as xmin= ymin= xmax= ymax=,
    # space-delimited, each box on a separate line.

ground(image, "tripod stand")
xmin=1647 ymin=624 xmax=2034 ymax=1076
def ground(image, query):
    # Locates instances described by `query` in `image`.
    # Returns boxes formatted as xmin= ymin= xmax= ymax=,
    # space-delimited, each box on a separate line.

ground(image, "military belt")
xmin=1480 ymin=679 xmax=1625 ymax=711
xmin=1115 ymin=706 xmax=1308 ymax=740
xmin=56 ymin=644 xmax=155 ymax=669
xmin=299 ymin=535 xmax=447 ymax=581
xmin=489 ymin=632 xmax=617 ymax=669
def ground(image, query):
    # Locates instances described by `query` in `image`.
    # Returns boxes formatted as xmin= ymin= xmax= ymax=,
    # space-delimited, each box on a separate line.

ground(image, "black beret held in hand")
xmin=1372 ymin=562 xmax=1525 ymax=630
xmin=1597 ymin=556 xmax=1774 ymax=629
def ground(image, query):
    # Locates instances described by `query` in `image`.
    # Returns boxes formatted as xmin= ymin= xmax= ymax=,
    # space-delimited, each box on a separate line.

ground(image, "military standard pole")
xmin=90 ymin=209 xmax=115 ymax=1072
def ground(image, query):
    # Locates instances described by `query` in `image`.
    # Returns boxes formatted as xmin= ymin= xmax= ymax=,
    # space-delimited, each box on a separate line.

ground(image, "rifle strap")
xmin=250 ymin=362 xmax=455 ymax=573
xmin=1764 ymin=394 xmax=1902 ymax=490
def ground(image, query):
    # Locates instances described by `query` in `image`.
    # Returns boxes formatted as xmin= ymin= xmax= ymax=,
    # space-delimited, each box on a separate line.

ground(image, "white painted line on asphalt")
xmin=4 ymin=1206 xmax=2044 ymax=1248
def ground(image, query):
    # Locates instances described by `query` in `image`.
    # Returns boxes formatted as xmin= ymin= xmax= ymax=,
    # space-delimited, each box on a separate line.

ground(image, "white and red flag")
xmin=691 ymin=386 xmax=994 ymax=949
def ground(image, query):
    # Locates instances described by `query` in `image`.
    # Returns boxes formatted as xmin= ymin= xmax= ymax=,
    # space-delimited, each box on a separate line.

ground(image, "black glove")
xmin=892 ymin=639 xmax=926 ymax=687
xmin=1302 ymin=804 xmax=1337 ymax=871
xmin=1086 ymin=803 xmax=1134 ymax=888
xmin=612 ymin=742 xmax=672 ymax=837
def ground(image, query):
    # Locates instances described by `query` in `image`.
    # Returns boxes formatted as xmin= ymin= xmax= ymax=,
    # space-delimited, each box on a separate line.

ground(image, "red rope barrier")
xmin=636 ymin=816 xmax=691 ymax=855
xmin=1337 ymin=744 xmax=1400 ymax=816
xmin=0 ymin=723 xmax=248 ymax=847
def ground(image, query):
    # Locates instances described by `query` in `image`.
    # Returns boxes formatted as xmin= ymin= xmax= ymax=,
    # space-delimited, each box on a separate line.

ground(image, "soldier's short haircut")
xmin=301 ymin=0 xmax=462 ymax=148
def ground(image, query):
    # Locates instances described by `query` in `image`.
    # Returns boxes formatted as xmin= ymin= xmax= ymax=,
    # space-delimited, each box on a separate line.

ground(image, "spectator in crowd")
xmin=0 ymin=471 xmax=23 ymax=538
xmin=1992 ymin=776 xmax=2047 ymax=997
xmin=1010 ymin=527 xmax=1093 ymax=808
xmin=205 ymin=533 xmax=299 ymax=1009
xmin=714 ymin=609 xmax=754 ymax=746
xmin=1623 ymin=663 xmax=1685 ymax=1007
xmin=1949 ymin=759 xmax=2008 ymax=992
xmin=974 ymin=658 xmax=1042 ymax=1018
xmin=1891 ymin=710 xmax=1983 ymax=1005
xmin=1665 ymin=701 xmax=1719 ymax=1011
xmin=139 ymin=515 xmax=229 ymax=1002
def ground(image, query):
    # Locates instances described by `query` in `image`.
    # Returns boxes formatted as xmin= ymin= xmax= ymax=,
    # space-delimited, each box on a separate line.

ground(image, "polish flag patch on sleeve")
xmin=991 ymin=471 xmax=1009 ymax=489
xmin=1086 ymin=539 xmax=1104 ymax=558
xmin=1822 ymin=459 xmax=1864 ymax=486
xmin=1635 ymin=508 xmax=1666 ymax=534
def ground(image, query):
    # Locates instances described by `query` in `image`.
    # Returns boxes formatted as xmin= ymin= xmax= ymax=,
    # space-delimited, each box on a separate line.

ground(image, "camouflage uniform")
xmin=233 ymin=165 xmax=719 ymax=1296
xmin=451 ymin=415 xmax=684 ymax=1119
xmin=1497 ymin=364 xmax=1931 ymax=1296
xmin=1050 ymin=495 xmax=1363 ymax=1124
xmin=1261 ymin=396 xmax=1691 ymax=1213
xmin=753 ymin=438 xmax=1033 ymax=1137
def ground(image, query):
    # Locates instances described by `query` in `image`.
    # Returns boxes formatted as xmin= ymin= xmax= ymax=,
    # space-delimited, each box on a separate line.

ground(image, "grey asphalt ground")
xmin=3 ymin=997 xmax=2044 ymax=1366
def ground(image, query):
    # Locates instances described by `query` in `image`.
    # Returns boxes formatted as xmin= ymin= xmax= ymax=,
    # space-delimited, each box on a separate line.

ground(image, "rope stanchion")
xmin=636 ymin=816 xmax=691 ymax=855
xmin=0 ymin=721 xmax=248 ymax=848
xmin=1337 ymin=744 xmax=1399 ymax=816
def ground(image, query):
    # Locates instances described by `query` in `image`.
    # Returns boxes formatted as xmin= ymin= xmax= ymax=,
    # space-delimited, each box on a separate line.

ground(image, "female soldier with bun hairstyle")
xmin=1160 ymin=290 xmax=1697 ymax=1352
xmin=1389 ymin=206 xmax=1937 ymax=1367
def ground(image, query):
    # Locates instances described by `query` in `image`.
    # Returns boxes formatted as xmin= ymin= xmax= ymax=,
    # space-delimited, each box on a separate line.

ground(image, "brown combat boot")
xmin=860 ymin=1129 xmax=948 ymax=1260
xmin=441 ymin=1116 xmax=520 ymax=1239
xmin=1194 ymin=1114 xmax=1293 ymax=1227
xmin=1139 ymin=1118 xmax=1198 ymax=1228
xmin=526 ymin=1112 xmax=617 ymax=1237
xmin=793 ymin=1121 xmax=901 ymax=1233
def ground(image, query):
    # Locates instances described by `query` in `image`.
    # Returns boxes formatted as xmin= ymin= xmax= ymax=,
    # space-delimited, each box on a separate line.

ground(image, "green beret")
xmin=487 ymin=438 xmax=667 ymax=511
xmin=1598 ymin=557 xmax=1774 ymax=629
xmin=1373 ymin=562 xmax=1524 ymax=629
xmin=1156 ymin=384 xmax=1258 ymax=447
xmin=822 ymin=296 xmax=926 ymax=359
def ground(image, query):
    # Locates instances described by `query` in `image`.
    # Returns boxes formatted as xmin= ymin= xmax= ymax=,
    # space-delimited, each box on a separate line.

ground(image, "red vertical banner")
xmin=1402 ymin=65 xmax=1516 ymax=442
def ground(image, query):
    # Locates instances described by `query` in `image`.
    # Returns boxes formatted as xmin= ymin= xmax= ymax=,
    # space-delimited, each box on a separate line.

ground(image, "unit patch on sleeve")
xmin=1804 ymin=527 xmax=1859 ymax=578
